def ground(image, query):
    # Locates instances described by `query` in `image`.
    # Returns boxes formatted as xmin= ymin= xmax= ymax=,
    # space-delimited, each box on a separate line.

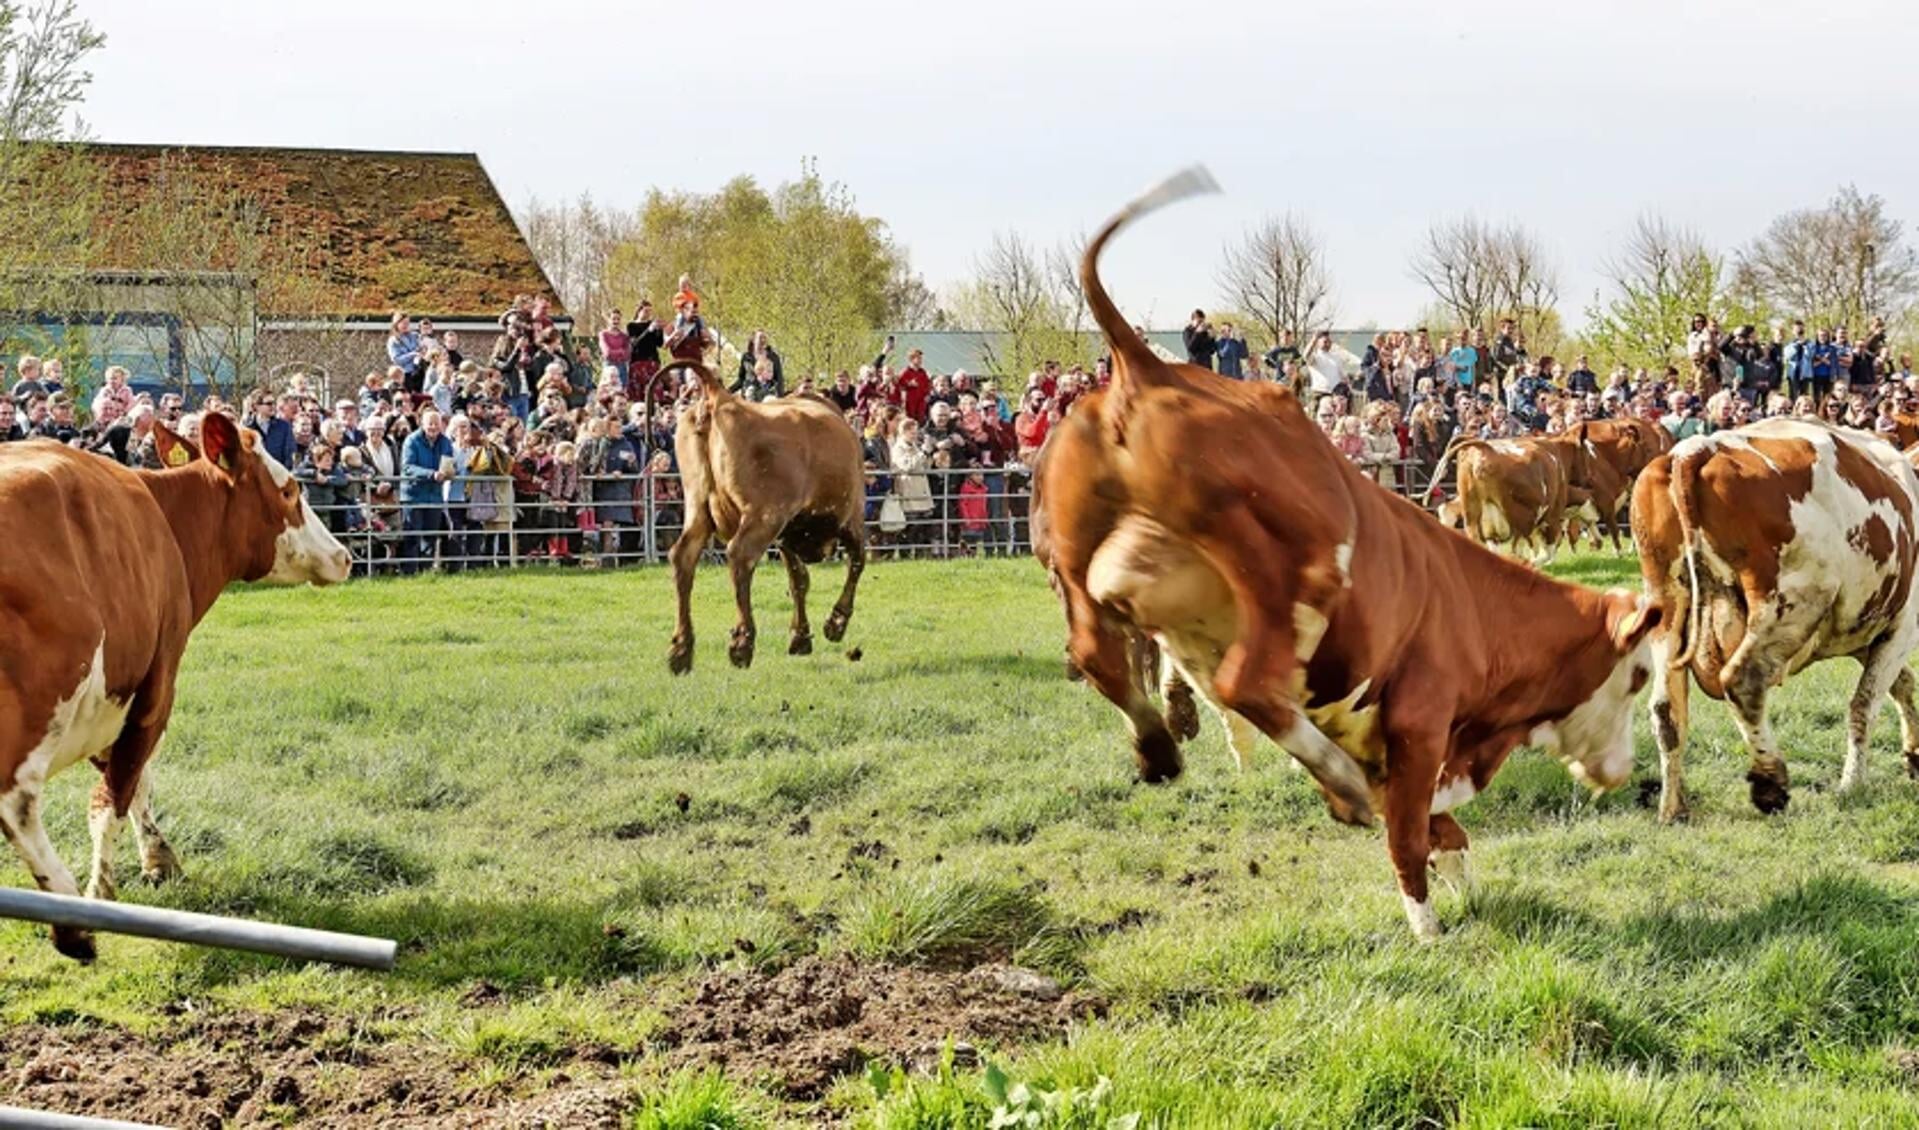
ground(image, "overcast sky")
xmin=80 ymin=0 xmax=1916 ymax=330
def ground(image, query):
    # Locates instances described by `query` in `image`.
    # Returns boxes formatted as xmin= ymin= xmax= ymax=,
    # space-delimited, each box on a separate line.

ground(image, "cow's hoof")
xmin=1905 ymin=752 xmax=1919 ymax=781
xmin=788 ymin=633 xmax=813 ymax=656
xmin=667 ymin=643 xmax=694 ymax=676
xmin=728 ymin=630 xmax=756 ymax=669
xmin=823 ymin=609 xmax=850 ymax=642
xmin=1657 ymin=802 xmax=1691 ymax=826
xmin=141 ymin=856 xmax=183 ymax=885
xmin=1134 ymin=729 xmax=1183 ymax=784
xmin=1747 ymin=770 xmax=1791 ymax=815
xmin=1166 ymin=686 xmax=1200 ymax=743
xmin=53 ymin=926 xmax=97 ymax=963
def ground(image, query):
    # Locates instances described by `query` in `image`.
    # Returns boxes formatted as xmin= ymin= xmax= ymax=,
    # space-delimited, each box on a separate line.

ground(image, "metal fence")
xmin=299 ymin=459 xmax=1442 ymax=574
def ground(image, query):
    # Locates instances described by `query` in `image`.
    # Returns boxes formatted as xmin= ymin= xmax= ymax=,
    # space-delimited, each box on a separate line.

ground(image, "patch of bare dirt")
xmin=658 ymin=955 xmax=1104 ymax=1099
xmin=0 ymin=1010 xmax=632 ymax=1129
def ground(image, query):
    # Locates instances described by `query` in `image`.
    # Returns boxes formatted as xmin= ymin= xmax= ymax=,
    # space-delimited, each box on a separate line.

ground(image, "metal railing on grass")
xmin=295 ymin=458 xmax=1441 ymax=574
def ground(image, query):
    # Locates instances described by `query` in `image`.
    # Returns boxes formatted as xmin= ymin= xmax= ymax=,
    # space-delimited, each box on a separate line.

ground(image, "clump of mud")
xmin=659 ymin=956 xmax=1103 ymax=1098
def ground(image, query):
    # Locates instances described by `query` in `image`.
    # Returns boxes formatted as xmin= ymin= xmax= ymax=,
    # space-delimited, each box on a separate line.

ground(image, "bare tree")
xmin=1409 ymin=216 xmax=1503 ymax=334
xmin=517 ymin=192 xmax=635 ymax=319
xmin=1486 ymin=223 xmax=1559 ymax=348
xmin=1737 ymin=185 xmax=1918 ymax=329
xmin=1216 ymin=213 xmax=1334 ymax=346
xmin=950 ymin=231 xmax=1082 ymax=378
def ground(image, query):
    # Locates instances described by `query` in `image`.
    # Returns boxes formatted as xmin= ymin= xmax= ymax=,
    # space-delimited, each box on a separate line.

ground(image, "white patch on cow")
xmin=1292 ymin=602 xmax=1329 ymax=662
xmin=1430 ymin=773 xmax=1478 ymax=814
xmin=1479 ymin=501 xmax=1513 ymax=545
xmin=256 ymin=448 xmax=294 ymax=487
xmin=1550 ymin=647 xmax=1649 ymax=793
xmin=24 ymin=642 xmax=129 ymax=784
xmin=1 ymin=640 xmax=125 ymax=902
xmin=256 ymin=448 xmax=352 ymax=586
xmin=1402 ymin=894 xmax=1442 ymax=940
xmin=1333 ymin=540 xmax=1354 ymax=588
xmin=1491 ymin=440 xmax=1526 ymax=457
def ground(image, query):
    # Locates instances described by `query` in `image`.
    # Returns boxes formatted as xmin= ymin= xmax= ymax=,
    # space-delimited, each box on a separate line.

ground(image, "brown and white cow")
xmin=1633 ymin=418 xmax=1919 ymax=822
xmin=1034 ymin=168 xmax=1661 ymax=939
xmin=1445 ymin=438 xmax=1573 ymax=562
xmin=0 ymin=416 xmax=349 ymax=960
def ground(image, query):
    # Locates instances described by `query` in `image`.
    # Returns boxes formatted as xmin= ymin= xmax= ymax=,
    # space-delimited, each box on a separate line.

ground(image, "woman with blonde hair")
xmin=1360 ymin=402 xmax=1401 ymax=491
xmin=890 ymin=417 xmax=936 ymax=551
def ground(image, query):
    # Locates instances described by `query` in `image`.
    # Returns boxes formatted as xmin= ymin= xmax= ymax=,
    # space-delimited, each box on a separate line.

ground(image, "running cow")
xmin=1034 ymin=168 xmax=1662 ymax=939
xmin=1633 ymin=419 xmax=1919 ymax=821
xmin=1 ymin=417 xmax=350 ymax=960
xmin=665 ymin=360 xmax=867 ymax=673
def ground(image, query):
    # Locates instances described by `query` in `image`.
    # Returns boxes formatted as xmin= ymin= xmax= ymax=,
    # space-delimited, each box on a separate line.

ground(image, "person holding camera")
xmin=1183 ymin=309 xmax=1217 ymax=370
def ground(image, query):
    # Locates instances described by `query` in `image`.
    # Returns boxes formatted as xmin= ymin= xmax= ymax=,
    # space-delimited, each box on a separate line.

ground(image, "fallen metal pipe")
xmin=0 ymin=887 xmax=397 ymax=971
xmin=0 ymin=1105 xmax=165 ymax=1129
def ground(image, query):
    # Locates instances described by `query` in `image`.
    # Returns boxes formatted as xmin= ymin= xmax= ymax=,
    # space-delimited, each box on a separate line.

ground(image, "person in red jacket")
xmin=896 ymin=348 xmax=932 ymax=420
xmin=1014 ymin=388 xmax=1055 ymax=465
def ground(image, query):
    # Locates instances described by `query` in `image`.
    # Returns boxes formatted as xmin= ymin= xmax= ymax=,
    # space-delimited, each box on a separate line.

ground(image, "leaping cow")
xmin=1633 ymin=419 xmax=1919 ymax=821
xmin=1 ymin=417 xmax=350 ymax=959
xmin=1034 ymin=168 xmax=1662 ymax=939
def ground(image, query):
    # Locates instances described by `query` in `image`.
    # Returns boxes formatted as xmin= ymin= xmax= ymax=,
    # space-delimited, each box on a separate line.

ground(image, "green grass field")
xmin=7 ymin=552 xmax=1919 ymax=1127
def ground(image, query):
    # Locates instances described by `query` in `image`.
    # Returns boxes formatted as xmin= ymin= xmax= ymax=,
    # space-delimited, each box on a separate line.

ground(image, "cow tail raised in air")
xmin=1425 ymin=437 xmax=1489 ymax=503
xmin=1666 ymin=442 xmax=1707 ymax=671
xmin=1081 ymin=166 xmax=1221 ymax=433
xmin=657 ymin=360 xmax=730 ymax=430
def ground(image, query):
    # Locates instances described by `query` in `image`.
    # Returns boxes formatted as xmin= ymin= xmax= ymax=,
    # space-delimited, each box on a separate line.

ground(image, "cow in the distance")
xmin=665 ymin=360 xmax=867 ymax=673
xmin=1 ymin=417 xmax=350 ymax=960
xmin=1035 ymin=167 xmax=1662 ymax=939
xmin=1633 ymin=419 xmax=1919 ymax=822
xmin=1445 ymin=438 xmax=1573 ymax=562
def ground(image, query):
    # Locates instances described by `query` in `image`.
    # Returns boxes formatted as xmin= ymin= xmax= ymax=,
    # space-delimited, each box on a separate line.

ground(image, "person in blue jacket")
xmin=400 ymin=408 xmax=454 ymax=573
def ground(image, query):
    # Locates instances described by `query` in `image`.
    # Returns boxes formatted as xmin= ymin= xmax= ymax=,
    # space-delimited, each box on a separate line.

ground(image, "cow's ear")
xmin=151 ymin=422 xmax=200 ymax=468
xmin=200 ymin=412 xmax=243 ymax=476
xmin=1605 ymin=591 xmax=1663 ymax=652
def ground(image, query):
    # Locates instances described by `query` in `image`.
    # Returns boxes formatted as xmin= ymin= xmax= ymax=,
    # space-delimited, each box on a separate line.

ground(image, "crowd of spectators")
xmin=8 ymin=291 xmax=1913 ymax=570
xmin=1177 ymin=308 xmax=1916 ymax=494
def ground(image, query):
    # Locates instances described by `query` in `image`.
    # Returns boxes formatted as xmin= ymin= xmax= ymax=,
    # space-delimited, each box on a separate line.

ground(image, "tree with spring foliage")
xmin=588 ymin=162 xmax=926 ymax=378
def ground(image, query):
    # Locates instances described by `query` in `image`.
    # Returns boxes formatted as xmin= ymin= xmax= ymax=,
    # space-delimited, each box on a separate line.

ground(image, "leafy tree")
xmin=590 ymin=162 xmax=924 ymax=378
xmin=1580 ymin=214 xmax=1771 ymax=372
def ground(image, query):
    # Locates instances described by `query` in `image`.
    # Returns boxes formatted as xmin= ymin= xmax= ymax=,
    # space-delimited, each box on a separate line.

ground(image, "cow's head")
xmin=1538 ymin=590 xmax=1661 ymax=792
xmin=157 ymin=416 xmax=352 ymax=586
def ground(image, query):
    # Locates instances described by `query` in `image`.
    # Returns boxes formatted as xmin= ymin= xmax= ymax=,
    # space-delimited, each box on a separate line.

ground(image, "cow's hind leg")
xmin=1841 ymin=639 xmax=1911 ymax=793
xmin=822 ymin=522 xmax=866 ymax=643
xmin=1891 ymin=669 xmax=1919 ymax=780
xmin=667 ymin=508 xmax=716 ymax=674
xmin=724 ymin=512 xmax=785 ymax=669
xmin=88 ymin=684 xmax=176 ymax=901
xmin=1648 ymin=630 xmax=1693 ymax=823
xmin=1206 ymin=527 xmax=1374 ymax=826
xmin=0 ymin=781 xmax=93 ymax=960
xmin=781 ymin=550 xmax=813 ymax=656
xmin=129 ymin=772 xmax=181 ymax=884
xmin=1066 ymin=588 xmax=1179 ymax=782
xmin=1723 ymin=588 xmax=1824 ymax=813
